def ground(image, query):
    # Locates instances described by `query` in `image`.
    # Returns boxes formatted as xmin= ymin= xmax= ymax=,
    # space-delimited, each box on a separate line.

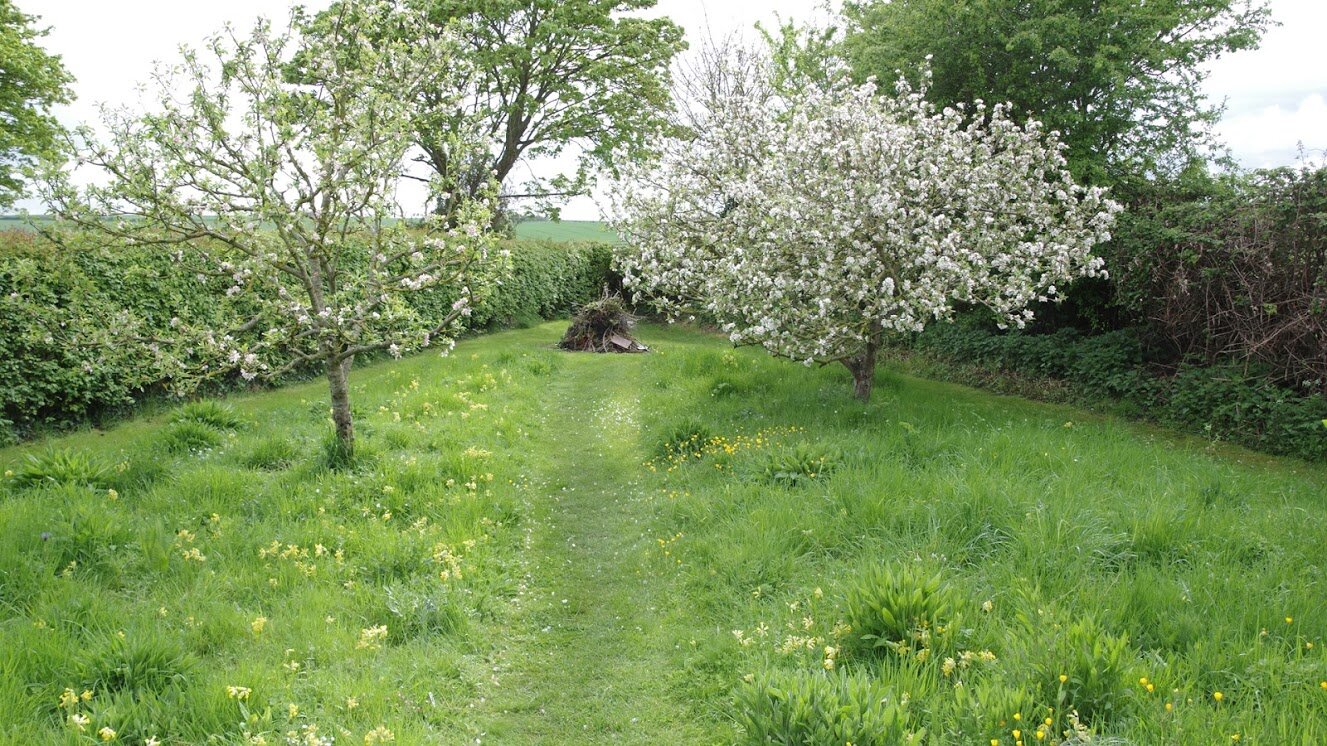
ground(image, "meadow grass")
xmin=2 ymin=322 xmax=1325 ymax=744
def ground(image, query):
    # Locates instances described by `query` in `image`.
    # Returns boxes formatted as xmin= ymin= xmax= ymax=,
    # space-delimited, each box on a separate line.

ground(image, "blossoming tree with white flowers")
xmin=39 ymin=0 xmax=498 ymax=458
xmin=612 ymin=55 xmax=1121 ymax=401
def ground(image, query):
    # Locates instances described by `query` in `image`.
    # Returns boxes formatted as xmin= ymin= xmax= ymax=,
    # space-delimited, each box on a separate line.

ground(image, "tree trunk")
xmin=327 ymin=355 xmax=355 ymax=460
xmin=843 ymin=338 xmax=880 ymax=402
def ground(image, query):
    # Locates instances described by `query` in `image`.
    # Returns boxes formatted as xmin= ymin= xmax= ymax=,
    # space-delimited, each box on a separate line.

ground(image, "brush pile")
xmin=559 ymin=293 xmax=648 ymax=353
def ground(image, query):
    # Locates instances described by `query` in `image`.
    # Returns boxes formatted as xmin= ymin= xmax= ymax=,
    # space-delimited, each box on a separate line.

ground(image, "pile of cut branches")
xmin=559 ymin=293 xmax=648 ymax=353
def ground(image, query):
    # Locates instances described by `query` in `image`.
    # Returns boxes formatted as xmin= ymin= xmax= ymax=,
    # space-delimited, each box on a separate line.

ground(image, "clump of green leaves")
xmin=846 ymin=564 xmax=958 ymax=652
xmin=11 ymin=447 xmax=113 ymax=489
xmin=170 ymin=401 xmax=245 ymax=431
xmin=736 ymin=669 xmax=925 ymax=744
xmin=155 ymin=421 xmax=223 ymax=456
xmin=761 ymin=442 xmax=842 ymax=487
xmin=652 ymin=420 xmax=713 ymax=462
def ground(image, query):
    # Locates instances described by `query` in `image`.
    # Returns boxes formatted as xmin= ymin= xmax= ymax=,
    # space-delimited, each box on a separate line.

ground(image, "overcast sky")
xmin=19 ymin=0 xmax=1327 ymax=219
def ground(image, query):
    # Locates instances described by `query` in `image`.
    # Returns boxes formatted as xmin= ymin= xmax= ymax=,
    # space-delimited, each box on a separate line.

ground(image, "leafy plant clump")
xmin=170 ymin=401 xmax=245 ymax=431
xmin=846 ymin=564 xmax=959 ymax=654
xmin=559 ymin=293 xmax=647 ymax=353
xmin=10 ymin=447 xmax=114 ymax=490
xmin=761 ymin=442 xmax=842 ymax=487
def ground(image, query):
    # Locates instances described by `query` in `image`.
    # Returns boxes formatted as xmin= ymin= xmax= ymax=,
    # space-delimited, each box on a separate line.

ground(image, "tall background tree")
xmin=841 ymin=0 xmax=1272 ymax=189
xmin=309 ymin=0 xmax=686 ymax=225
xmin=0 ymin=0 xmax=73 ymax=209
xmin=40 ymin=0 xmax=497 ymax=460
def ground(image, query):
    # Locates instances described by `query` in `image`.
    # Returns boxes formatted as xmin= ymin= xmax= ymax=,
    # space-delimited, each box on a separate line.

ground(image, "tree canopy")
xmin=0 ymin=0 xmax=73 ymax=208
xmin=841 ymin=0 xmax=1272 ymax=188
xmin=613 ymin=55 xmax=1118 ymax=400
xmin=307 ymin=0 xmax=686 ymax=222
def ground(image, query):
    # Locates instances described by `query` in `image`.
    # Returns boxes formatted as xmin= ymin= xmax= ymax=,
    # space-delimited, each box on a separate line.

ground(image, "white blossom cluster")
xmin=612 ymin=60 xmax=1121 ymax=367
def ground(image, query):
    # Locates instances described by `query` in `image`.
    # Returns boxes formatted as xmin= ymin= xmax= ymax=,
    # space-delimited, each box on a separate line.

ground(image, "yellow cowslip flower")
xmin=1166 ymin=702 xmax=1174 ymax=712
xmin=59 ymin=688 xmax=79 ymax=709
xmin=98 ymin=726 xmax=116 ymax=741
xmin=69 ymin=713 xmax=89 ymax=731
xmin=287 ymin=703 xmax=299 ymax=718
xmin=251 ymin=616 xmax=268 ymax=635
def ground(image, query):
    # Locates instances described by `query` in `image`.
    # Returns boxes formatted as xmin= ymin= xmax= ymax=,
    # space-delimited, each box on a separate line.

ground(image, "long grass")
xmin=2 ymin=322 xmax=1325 ymax=743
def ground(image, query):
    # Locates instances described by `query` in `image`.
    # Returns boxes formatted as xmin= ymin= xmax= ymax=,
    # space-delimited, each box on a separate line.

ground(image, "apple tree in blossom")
xmin=613 ymin=57 xmax=1121 ymax=401
xmin=40 ymin=0 xmax=497 ymax=458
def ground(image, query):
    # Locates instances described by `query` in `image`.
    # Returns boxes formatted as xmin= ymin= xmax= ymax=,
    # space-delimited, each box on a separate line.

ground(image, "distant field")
xmin=1 ymin=215 xmax=620 ymax=244
xmin=512 ymin=219 xmax=619 ymax=243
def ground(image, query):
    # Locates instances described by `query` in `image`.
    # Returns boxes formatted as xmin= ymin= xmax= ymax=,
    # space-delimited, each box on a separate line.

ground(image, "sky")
xmin=17 ymin=0 xmax=1327 ymax=219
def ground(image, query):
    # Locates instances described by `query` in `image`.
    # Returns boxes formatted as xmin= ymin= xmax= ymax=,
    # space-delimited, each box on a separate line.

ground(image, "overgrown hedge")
xmin=0 ymin=230 xmax=614 ymax=442
xmin=901 ymin=320 xmax=1327 ymax=462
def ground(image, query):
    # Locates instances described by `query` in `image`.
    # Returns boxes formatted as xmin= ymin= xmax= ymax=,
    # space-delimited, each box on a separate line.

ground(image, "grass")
xmin=2 ymin=322 xmax=1326 ymax=743
xmin=511 ymin=219 xmax=620 ymax=243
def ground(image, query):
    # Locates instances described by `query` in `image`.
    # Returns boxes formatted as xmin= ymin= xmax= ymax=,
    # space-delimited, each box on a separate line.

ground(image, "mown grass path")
xmin=468 ymin=342 xmax=726 ymax=744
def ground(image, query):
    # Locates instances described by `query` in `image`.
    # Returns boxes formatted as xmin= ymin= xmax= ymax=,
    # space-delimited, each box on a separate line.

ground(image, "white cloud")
xmin=1214 ymin=93 xmax=1327 ymax=169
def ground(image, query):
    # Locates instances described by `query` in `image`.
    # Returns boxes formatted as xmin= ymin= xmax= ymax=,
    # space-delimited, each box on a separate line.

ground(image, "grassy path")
xmin=469 ymin=344 xmax=725 ymax=744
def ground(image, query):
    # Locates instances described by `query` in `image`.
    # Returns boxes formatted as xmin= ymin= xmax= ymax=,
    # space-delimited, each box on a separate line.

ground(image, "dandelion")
xmin=1287 ymin=617 xmax=1294 ymax=624
xmin=1059 ymin=674 xmax=1068 ymax=683
xmin=1213 ymin=691 xmax=1224 ymax=702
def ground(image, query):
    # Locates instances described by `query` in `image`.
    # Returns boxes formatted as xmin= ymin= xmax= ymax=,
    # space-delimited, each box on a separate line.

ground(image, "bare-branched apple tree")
xmin=40 ymin=0 xmax=498 ymax=459
xmin=612 ymin=52 xmax=1120 ymax=401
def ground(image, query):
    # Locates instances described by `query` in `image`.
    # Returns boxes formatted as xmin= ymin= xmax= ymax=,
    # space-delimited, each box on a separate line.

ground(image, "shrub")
xmin=0 ymin=230 xmax=616 ymax=440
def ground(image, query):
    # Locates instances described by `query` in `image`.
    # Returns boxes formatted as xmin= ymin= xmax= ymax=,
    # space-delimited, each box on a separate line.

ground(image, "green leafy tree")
xmin=841 ymin=0 xmax=1271 ymax=187
xmin=0 ymin=0 xmax=73 ymax=208
xmin=307 ymin=0 xmax=686 ymax=222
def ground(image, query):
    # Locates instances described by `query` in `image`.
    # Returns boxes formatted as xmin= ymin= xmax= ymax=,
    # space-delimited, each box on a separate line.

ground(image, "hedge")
xmin=902 ymin=320 xmax=1327 ymax=462
xmin=0 ymin=230 xmax=614 ymax=443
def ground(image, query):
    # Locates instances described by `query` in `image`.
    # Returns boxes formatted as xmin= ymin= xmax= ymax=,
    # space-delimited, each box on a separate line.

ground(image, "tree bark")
xmin=843 ymin=337 xmax=880 ymax=402
xmin=327 ymin=355 xmax=355 ymax=459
